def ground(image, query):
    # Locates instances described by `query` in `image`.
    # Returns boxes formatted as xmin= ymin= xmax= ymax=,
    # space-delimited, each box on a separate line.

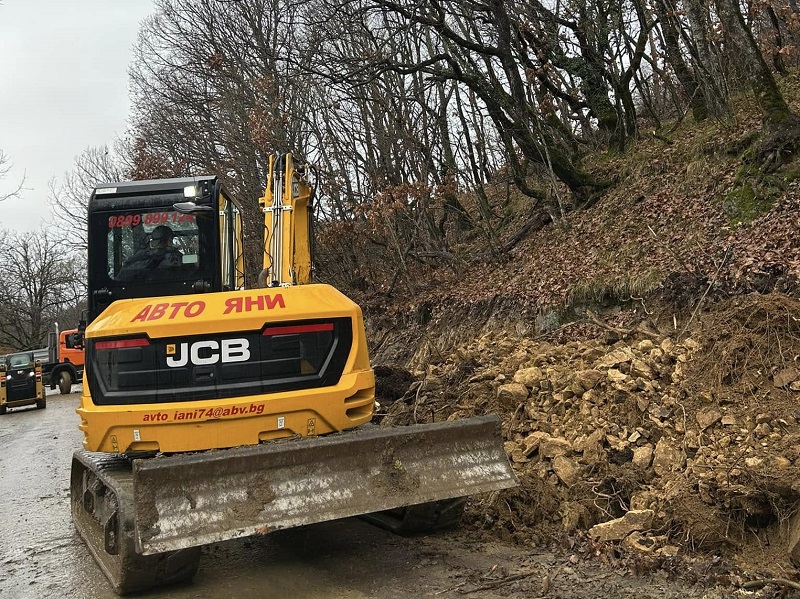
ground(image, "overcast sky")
xmin=0 ymin=0 xmax=154 ymax=232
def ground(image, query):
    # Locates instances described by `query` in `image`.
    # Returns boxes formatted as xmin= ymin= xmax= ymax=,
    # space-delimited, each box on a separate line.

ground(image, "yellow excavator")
xmin=70 ymin=153 xmax=517 ymax=594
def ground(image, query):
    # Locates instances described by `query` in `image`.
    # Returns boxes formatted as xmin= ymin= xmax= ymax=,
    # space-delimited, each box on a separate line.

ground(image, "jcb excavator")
xmin=71 ymin=154 xmax=517 ymax=594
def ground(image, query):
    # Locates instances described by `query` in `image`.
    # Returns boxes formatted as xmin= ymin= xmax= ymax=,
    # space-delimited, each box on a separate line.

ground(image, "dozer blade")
xmin=134 ymin=415 xmax=517 ymax=554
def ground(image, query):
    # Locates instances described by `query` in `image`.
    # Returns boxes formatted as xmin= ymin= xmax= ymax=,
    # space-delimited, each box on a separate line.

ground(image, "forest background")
xmin=0 ymin=0 xmax=796 ymax=359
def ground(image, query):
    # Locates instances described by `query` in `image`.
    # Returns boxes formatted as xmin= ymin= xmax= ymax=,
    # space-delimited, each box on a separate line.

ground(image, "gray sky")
xmin=0 ymin=0 xmax=154 ymax=232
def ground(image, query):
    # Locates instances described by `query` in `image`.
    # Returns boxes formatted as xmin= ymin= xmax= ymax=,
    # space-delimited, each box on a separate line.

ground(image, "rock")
xmin=541 ymin=436 xmax=573 ymax=458
xmin=745 ymin=456 xmax=764 ymax=469
xmin=721 ymin=415 xmax=736 ymax=427
xmin=497 ymin=382 xmax=528 ymax=408
xmin=595 ymin=348 xmax=634 ymax=369
xmin=560 ymin=501 xmax=592 ymax=533
xmin=774 ymin=368 xmax=798 ymax=389
xmin=788 ymin=510 xmax=800 ymax=566
xmin=771 ymin=455 xmax=792 ymax=469
xmin=552 ymin=455 xmax=581 ymax=486
xmin=660 ymin=338 xmax=675 ymax=354
xmin=513 ymin=366 xmax=545 ymax=389
xmin=632 ymin=444 xmax=654 ymax=468
xmin=522 ymin=431 xmax=549 ymax=456
xmin=696 ymin=408 xmax=722 ymax=431
xmin=607 ymin=369 xmax=628 ymax=383
xmin=630 ymin=359 xmax=654 ymax=379
xmin=656 ymin=545 xmax=680 ymax=557
xmin=575 ymin=369 xmax=604 ymax=391
xmin=652 ymin=439 xmax=685 ymax=476
xmin=622 ymin=531 xmax=657 ymax=552
xmin=637 ymin=340 xmax=655 ymax=352
xmin=589 ymin=509 xmax=655 ymax=542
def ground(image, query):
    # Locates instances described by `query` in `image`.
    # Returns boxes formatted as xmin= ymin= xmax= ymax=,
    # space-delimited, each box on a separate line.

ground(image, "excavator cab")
xmin=87 ymin=176 xmax=244 ymax=322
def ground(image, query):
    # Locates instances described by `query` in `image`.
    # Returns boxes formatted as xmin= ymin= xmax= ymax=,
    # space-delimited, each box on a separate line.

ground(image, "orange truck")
xmin=42 ymin=328 xmax=85 ymax=394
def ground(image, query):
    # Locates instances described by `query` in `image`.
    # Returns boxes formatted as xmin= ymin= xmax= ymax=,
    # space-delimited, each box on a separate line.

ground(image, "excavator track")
xmin=362 ymin=497 xmax=467 ymax=536
xmin=70 ymin=450 xmax=201 ymax=594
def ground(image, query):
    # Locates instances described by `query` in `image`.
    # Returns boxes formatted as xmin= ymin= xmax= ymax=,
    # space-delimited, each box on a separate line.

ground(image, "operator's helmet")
xmin=151 ymin=225 xmax=174 ymax=243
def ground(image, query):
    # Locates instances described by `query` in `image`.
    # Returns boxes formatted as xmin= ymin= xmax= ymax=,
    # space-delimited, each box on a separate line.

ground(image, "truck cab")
xmin=45 ymin=328 xmax=85 ymax=394
xmin=0 ymin=351 xmax=46 ymax=414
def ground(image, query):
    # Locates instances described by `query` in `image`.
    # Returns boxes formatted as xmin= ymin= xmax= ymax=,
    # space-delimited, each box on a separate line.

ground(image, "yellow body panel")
xmin=78 ymin=283 xmax=375 ymax=453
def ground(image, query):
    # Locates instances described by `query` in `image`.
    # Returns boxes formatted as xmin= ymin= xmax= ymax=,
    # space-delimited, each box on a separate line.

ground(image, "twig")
xmin=459 ymin=572 xmax=533 ymax=594
xmin=742 ymin=578 xmax=800 ymax=591
xmin=586 ymin=310 xmax=659 ymax=339
xmin=412 ymin=379 xmax=425 ymax=423
xmin=676 ymin=248 xmax=729 ymax=342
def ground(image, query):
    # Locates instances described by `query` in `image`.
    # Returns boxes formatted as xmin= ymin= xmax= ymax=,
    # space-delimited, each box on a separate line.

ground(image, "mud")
xmin=0 ymin=392 xmax=731 ymax=598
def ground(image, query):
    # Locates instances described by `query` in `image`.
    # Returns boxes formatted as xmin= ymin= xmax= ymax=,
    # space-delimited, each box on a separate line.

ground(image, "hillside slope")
xmin=361 ymin=93 xmax=800 ymax=585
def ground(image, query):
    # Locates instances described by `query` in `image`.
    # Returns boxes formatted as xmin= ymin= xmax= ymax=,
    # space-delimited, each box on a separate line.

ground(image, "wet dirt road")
xmin=0 ymin=392 xmax=717 ymax=599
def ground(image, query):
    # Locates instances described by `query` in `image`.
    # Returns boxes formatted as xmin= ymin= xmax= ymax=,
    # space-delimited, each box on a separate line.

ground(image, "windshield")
xmin=7 ymin=353 xmax=32 ymax=369
xmin=106 ymin=210 xmax=202 ymax=283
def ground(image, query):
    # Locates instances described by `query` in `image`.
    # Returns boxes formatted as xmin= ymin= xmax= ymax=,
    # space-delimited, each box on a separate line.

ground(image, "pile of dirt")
xmin=377 ymin=292 xmax=800 ymax=581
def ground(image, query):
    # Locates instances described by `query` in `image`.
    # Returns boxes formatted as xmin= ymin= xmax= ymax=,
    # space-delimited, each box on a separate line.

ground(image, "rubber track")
xmin=70 ymin=450 xmax=201 ymax=594
xmin=360 ymin=497 xmax=467 ymax=536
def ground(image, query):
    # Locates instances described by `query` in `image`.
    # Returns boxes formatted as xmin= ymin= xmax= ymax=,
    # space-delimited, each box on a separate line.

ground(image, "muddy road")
xmin=0 ymin=392 xmax=718 ymax=599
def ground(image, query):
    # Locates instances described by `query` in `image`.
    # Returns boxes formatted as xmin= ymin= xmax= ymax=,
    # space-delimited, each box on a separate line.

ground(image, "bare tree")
xmin=48 ymin=144 xmax=131 ymax=252
xmin=0 ymin=149 xmax=25 ymax=202
xmin=0 ymin=229 xmax=86 ymax=350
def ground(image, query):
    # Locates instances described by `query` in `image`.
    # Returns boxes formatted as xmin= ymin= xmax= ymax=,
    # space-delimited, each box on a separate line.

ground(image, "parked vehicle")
xmin=44 ymin=328 xmax=84 ymax=394
xmin=28 ymin=327 xmax=85 ymax=394
xmin=0 ymin=351 xmax=46 ymax=414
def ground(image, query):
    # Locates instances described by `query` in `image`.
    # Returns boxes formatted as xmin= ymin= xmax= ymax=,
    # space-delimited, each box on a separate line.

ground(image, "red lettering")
xmin=223 ymin=297 xmax=242 ymax=315
xmin=168 ymin=302 xmax=188 ymax=319
xmin=148 ymin=303 xmax=168 ymax=320
xmin=131 ymin=305 xmax=151 ymax=322
xmin=245 ymin=296 xmax=264 ymax=311
xmin=185 ymin=301 xmax=205 ymax=317
xmin=265 ymin=294 xmax=285 ymax=309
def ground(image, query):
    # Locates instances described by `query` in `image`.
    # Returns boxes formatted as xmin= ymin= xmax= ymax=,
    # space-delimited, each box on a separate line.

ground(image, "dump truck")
xmin=70 ymin=154 xmax=518 ymax=594
xmin=0 ymin=350 xmax=46 ymax=414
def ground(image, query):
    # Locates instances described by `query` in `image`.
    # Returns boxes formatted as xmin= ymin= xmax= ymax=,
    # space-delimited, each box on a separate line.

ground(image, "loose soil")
xmin=373 ymin=292 xmax=800 ymax=597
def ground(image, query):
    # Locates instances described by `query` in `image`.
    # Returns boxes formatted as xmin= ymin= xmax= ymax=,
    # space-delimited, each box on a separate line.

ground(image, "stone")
xmin=652 ymin=439 xmax=685 ymax=476
xmin=630 ymin=359 xmax=654 ymax=379
xmin=660 ymin=338 xmax=675 ymax=354
xmin=607 ymin=369 xmax=628 ymax=383
xmin=721 ymin=415 xmax=736 ymax=427
xmin=497 ymin=382 xmax=528 ymax=408
xmin=514 ymin=366 xmax=545 ymax=389
xmin=522 ymin=431 xmax=549 ymax=456
xmin=696 ymin=408 xmax=722 ymax=431
xmin=595 ymin=348 xmax=634 ymax=369
xmin=622 ymin=531 xmax=657 ymax=552
xmin=552 ymin=455 xmax=581 ymax=486
xmin=541 ymin=436 xmax=573 ymax=458
xmin=637 ymin=340 xmax=655 ymax=352
xmin=589 ymin=509 xmax=655 ymax=542
xmin=575 ymin=369 xmax=604 ymax=391
xmin=632 ymin=444 xmax=654 ymax=468
xmin=560 ymin=501 xmax=591 ymax=533
xmin=774 ymin=368 xmax=798 ymax=389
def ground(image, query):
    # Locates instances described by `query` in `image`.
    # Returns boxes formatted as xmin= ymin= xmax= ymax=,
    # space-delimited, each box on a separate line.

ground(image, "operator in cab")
xmin=117 ymin=224 xmax=182 ymax=281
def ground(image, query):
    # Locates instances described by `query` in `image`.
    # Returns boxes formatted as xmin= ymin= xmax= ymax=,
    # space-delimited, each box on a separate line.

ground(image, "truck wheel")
xmin=0 ymin=405 xmax=6 ymax=415
xmin=37 ymin=397 xmax=46 ymax=409
xmin=59 ymin=372 xmax=72 ymax=395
